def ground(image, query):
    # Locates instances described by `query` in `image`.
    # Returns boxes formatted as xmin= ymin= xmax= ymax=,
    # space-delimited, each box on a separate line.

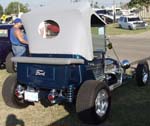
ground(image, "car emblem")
xmin=35 ymin=70 xmax=46 ymax=76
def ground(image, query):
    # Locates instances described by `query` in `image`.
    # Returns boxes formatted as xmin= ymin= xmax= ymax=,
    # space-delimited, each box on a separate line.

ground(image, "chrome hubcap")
xmin=95 ymin=89 xmax=109 ymax=117
xmin=143 ymin=69 xmax=148 ymax=84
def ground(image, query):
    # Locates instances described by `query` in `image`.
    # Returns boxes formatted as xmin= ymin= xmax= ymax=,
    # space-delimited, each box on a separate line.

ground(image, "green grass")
xmin=1 ymin=70 xmax=150 ymax=126
xmin=108 ymin=80 xmax=150 ymax=126
xmin=106 ymin=23 xmax=150 ymax=35
xmin=92 ymin=24 xmax=150 ymax=36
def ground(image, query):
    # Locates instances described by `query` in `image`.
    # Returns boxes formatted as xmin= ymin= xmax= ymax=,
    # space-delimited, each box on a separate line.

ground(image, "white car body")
xmin=118 ymin=15 xmax=147 ymax=30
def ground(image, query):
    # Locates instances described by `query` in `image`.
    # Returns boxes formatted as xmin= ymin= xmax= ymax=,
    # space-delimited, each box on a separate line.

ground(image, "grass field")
xmin=91 ymin=23 xmax=150 ymax=36
xmin=1 ymin=69 xmax=150 ymax=126
xmin=106 ymin=23 xmax=150 ymax=35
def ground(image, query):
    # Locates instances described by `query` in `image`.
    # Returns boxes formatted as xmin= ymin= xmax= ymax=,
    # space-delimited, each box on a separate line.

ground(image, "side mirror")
xmin=121 ymin=60 xmax=130 ymax=69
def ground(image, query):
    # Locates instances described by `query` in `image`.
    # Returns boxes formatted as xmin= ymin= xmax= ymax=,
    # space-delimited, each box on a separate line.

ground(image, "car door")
xmin=123 ymin=17 xmax=129 ymax=29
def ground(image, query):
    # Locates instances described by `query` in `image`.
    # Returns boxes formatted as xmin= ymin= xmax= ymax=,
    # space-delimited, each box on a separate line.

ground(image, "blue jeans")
xmin=12 ymin=45 xmax=27 ymax=56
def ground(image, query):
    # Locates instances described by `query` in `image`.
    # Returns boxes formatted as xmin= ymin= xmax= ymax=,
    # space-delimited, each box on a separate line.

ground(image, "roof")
xmin=22 ymin=0 xmax=106 ymax=61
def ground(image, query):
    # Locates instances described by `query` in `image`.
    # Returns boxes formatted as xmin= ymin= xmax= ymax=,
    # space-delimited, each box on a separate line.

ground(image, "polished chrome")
xmin=121 ymin=60 xmax=130 ymax=69
xmin=95 ymin=89 xmax=109 ymax=117
xmin=142 ymin=69 xmax=148 ymax=84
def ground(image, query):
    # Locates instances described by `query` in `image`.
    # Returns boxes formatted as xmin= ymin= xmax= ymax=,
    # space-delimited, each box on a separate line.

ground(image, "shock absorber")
xmin=67 ymin=85 xmax=74 ymax=103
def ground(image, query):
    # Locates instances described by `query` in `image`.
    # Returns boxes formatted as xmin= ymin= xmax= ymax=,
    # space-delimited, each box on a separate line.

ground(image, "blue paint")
xmin=17 ymin=52 xmax=105 ymax=90
xmin=17 ymin=63 xmax=82 ymax=89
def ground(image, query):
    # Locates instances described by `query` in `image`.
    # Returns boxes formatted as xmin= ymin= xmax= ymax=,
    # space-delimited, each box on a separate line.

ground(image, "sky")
xmin=0 ymin=0 xmax=131 ymax=9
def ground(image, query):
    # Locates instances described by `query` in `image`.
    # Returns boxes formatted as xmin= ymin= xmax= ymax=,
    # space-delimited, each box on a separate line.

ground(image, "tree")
xmin=128 ymin=0 xmax=150 ymax=12
xmin=141 ymin=0 xmax=150 ymax=12
xmin=0 ymin=4 xmax=3 ymax=17
xmin=5 ymin=2 xmax=30 ymax=15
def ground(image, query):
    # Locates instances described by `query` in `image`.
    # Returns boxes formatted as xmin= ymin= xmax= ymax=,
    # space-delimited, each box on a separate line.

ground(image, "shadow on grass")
xmin=47 ymin=104 xmax=112 ymax=126
xmin=6 ymin=114 xmax=25 ymax=126
xmin=47 ymin=80 xmax=150 ymax=126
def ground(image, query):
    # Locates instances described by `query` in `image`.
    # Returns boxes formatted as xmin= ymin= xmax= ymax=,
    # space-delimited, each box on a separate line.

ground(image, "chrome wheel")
xmin=95 ymin=89 xmax=109 ymax=117
xmin=136 ymin=61 xmax=149 ymax=86
xmin=143 ymin=69 xmax=148 ymax=84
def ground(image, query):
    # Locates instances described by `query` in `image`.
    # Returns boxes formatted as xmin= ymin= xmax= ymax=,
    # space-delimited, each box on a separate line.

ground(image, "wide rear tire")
xmin=2 ymin=74 xmax=29 ymax=109
xmin=76 ymin=80 xmax=111 ymax=124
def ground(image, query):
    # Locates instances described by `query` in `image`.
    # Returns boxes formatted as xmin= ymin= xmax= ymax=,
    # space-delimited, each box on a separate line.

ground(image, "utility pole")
xmin=113 ymin=0 xmax=116 ymax=23
xmin=18 ymin=0 xmax=20 ymax=14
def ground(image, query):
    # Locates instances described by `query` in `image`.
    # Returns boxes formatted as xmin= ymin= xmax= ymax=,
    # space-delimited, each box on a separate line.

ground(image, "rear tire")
xmin=6 ymin=52 xmax=15 ymax=73
xmin=2 ymin=74 xmax=29 ymax=108
xmin=136 ymin=61 xmax=149 ymax=86
xmin=76 ymin=80 xmax=111 ymax=124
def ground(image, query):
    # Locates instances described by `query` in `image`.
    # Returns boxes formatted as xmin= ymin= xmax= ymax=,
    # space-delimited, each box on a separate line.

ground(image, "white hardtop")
xmin=22 ymin=0 xmax=106 ymax=61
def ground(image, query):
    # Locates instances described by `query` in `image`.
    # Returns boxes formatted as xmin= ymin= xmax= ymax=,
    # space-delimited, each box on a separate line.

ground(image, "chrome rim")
xmin=143 ymin=68 xmax=148 ymax=84
xmin=95 ymin=89 xmax=109 ymax=117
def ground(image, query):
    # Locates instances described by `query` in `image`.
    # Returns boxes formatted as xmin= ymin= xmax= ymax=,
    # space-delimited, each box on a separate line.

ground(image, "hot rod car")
xmin=2 ymin=1 xmax=149 ymax=124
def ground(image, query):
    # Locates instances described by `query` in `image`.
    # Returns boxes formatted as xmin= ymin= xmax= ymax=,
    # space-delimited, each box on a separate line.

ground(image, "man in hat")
xmin=10 ymin=18 xmax=28 ymax=56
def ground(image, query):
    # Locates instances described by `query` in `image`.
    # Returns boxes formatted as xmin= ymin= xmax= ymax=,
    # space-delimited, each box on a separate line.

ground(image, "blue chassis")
xmin=17 ymin=53 xmax=105 ymax=90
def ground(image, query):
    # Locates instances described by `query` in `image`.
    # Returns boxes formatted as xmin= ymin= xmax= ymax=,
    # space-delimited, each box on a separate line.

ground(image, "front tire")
xmin=2 ymin=74 xmax=29 ymax=108
xmin=128 ymin=25 xmax=133 ymax=30
xmin=136 ymin=61 xmax=149 ymax=86
xmin=119 ymin=24 xmax=122 ymax=28
xmin=6 ymin=52 xmax=15 ymax=73
xmin=76 ymin=80 xmax=111 ymax=124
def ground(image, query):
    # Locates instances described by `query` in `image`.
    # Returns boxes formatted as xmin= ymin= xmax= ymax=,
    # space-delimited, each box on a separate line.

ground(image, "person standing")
xmin=10 ymin=18 xmax=28 ymax=56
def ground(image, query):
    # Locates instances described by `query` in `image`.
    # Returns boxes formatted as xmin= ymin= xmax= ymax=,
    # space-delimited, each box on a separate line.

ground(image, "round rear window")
xmin=38 ymin=20 xmax=60 ymax=39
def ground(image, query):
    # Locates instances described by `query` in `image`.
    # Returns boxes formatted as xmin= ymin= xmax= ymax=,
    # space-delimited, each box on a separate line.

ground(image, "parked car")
xmin=0 ymin=24 xmax=13 ymax=69
xmin=2 ymin=1 xmax=150 ymax=125
xmin=118 ymin=15 xmax=148 ymax=30
xmin=0 ymin=23 xmax=24 ymax=72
